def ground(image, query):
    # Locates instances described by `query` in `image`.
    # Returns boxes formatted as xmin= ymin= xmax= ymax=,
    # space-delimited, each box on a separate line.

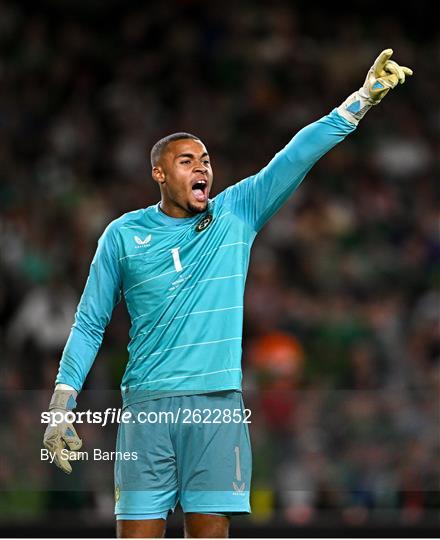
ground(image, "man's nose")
xmin=194 ymin=162 xmax=208 ymax=173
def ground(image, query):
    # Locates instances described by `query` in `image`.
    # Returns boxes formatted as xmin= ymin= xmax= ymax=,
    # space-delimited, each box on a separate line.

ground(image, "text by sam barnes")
xmin=41 ymin=449 xmax=138 ymax=463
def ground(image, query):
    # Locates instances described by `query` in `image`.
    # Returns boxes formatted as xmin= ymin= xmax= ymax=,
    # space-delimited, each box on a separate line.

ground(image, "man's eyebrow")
xmin=175 ymin=152 xmax=209 ymax=159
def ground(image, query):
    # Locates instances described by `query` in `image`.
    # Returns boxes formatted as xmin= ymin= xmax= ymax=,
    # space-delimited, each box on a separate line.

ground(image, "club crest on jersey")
xmin=134 ymin=234 xmax=152 ymax=247
xmin=195 ymin=214 xmax=213 ymax=232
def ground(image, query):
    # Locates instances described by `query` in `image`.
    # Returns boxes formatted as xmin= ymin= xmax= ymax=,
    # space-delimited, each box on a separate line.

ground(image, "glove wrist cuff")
xmin=49 ymin=389 xmax=78 ymax=411
xmin=337 ymin=89 xmax=375 ymax=125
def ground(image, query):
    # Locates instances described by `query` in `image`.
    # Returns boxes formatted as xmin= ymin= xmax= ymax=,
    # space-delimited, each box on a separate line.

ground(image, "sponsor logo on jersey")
xmin=134 ymin=234 xmax=152 ymax=247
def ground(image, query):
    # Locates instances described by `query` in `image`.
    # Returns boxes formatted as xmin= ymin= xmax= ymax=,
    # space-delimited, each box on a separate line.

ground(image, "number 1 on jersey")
xmin=171 ymin=247 xmax=183 ymax=272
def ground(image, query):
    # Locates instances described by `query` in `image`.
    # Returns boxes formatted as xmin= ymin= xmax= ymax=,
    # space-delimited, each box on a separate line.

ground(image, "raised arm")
xmin=216 ymin=49 xmax=413 ymax=232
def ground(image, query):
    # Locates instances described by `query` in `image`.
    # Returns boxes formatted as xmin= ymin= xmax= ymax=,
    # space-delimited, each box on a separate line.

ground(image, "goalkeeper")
xmin=43 ymin=49 xmax=412 ymax=538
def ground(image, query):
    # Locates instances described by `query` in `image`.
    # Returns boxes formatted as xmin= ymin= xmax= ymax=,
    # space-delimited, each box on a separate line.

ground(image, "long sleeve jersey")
xmin=56 ymin=109 xmax=356 ymax=407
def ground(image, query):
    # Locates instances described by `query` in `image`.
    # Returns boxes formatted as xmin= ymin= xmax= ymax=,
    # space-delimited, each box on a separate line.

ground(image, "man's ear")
xmin=152 ymin=166 xmax=165 ymax=184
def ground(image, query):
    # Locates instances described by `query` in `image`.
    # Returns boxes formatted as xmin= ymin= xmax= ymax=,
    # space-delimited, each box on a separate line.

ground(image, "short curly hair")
xmin=150 ymin=132 xmax=201 ymax=167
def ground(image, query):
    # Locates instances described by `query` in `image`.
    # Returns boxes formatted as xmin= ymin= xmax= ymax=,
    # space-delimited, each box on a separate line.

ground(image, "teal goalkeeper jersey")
xmin=56 ymin=109 xmax=356 ymax=405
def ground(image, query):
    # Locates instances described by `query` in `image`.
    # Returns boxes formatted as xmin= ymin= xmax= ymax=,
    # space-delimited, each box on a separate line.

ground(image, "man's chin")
xmin=187 ymin=201 xmax=208 ymax=214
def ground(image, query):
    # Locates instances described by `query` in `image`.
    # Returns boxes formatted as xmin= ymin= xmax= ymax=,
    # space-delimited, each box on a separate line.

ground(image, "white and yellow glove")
xmin=43 ymin=384 xmax=82 ymax=474
xmin=338 ymin=48 xmax=413 ymax=124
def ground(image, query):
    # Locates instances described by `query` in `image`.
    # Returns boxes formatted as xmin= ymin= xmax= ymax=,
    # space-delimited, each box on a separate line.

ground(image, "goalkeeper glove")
xmin=338 ymin=48 xmax=413 ymax=125
xmin=43 ymin=384 xmax=82 ymax=474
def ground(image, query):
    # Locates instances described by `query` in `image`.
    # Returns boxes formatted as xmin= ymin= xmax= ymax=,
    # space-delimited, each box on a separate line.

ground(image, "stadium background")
xmin=0 ymin=0 xmax=438 ymax=537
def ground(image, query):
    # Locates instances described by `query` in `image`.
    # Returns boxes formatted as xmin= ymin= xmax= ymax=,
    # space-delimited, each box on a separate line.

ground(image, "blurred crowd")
xmin=0 ymin=0 xmax=438 ymax=530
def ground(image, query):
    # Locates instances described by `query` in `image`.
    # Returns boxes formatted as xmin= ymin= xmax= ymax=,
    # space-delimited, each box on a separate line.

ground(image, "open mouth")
xmin=191 ymin=179 xmax=208 ymax=202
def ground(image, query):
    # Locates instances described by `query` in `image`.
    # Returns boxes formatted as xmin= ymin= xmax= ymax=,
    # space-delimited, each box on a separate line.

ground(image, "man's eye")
xmin=181 ymin=160 xmax=191 ymax=164
xmin=203 ymin=160 xmax=210 ymax=165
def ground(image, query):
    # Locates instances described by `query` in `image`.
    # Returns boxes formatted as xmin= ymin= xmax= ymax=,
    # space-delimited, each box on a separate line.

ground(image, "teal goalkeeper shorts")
xmin=114 ymin=391 xmax=252 ymax=519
